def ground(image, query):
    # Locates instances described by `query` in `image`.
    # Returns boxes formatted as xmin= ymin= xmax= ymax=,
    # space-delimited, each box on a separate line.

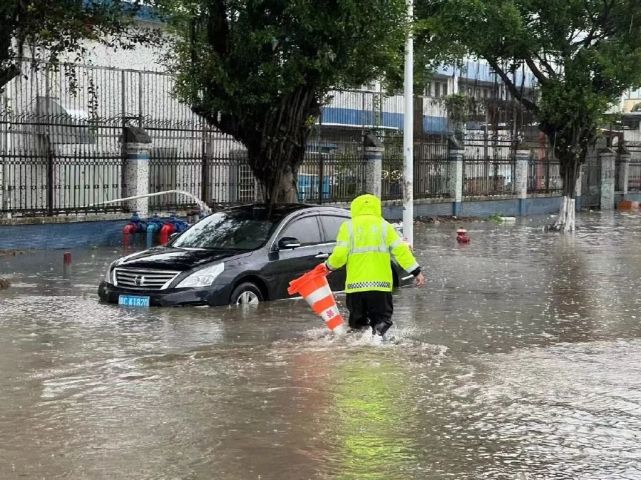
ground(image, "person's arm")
xmin=386 ymin=222 xmax=425 ymax=287
xmin=325 ymin=221 xmax=350 ymax=271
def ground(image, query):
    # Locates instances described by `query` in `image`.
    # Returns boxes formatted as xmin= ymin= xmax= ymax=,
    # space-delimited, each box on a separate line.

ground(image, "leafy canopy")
xmin=160 ymin=0 xmax=408 ymax=130
xmin=416 ymin=0 xmax=641 ymax=159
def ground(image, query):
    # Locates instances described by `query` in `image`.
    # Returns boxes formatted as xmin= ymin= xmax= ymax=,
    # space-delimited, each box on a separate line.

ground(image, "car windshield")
xmin=172 ymin=210 xmax=280 ymax=250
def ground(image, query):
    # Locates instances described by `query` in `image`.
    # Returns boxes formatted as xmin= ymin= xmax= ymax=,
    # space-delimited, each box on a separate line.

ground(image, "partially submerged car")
xmin=98 ymin=204 xmax=411 ymax=307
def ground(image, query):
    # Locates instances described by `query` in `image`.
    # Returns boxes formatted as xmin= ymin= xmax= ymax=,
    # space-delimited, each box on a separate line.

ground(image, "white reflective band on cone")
xmin=304 ymin=284 xmax=333 ymax=306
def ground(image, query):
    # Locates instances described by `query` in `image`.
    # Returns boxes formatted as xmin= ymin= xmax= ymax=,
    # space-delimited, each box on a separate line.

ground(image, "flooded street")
xmin=2 ymin=211 xmax=641 ymax=479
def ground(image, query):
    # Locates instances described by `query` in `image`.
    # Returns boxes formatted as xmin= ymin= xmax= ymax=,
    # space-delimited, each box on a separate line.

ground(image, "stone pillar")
xmin=448 ymin=149 xmax=464 ymax=216
xmin=124 ymin=142 xmax=151 ymax=217
xmin=364 ymin=146 xmax=384 ymax=198
xmin=514 ymin=149 xmax=529 ymax=216
xmin=0 ymin=143 xmax=4 ymax=216
xmin=617 ymin=149 xmax=630 ymax=196
xmin=599 ymin=148 xmax=616 ymax=210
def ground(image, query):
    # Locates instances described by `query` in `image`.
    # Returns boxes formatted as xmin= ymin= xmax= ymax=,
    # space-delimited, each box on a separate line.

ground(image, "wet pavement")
xmin=1 ymin=211 xmax=641 ymax=479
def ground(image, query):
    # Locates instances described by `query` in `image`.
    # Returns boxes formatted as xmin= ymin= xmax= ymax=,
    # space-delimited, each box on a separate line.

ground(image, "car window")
xmin=279 ymin=216 xmax=322 ymax=246
xmin=172 ymin=211 xmax=279 ymax=250
xmin=320 ymin=215 xmax=348 ymax=242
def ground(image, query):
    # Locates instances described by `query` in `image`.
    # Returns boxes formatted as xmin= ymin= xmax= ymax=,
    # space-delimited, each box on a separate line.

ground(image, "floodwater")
xmin=2 ymin=211 xmax=641 ymax=480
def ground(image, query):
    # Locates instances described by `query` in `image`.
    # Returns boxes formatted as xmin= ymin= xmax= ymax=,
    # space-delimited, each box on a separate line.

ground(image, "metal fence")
xmin=1 ymin=59 xmax=555 ymax=217
xmin=628 ymin=145 xmax=641 ymax=192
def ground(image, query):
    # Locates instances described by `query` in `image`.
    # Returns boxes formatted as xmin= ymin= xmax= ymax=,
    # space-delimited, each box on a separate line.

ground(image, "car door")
xmin=264 ymin=213 xmax=325 ymax=299
xmin=318 ymin=213 xmax=349 ymax=292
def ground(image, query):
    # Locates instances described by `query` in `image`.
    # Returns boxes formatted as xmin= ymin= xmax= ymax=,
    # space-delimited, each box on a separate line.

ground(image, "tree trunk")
xmin=553 ymin=195 xmax=576 ymax=232
xmin=550 ymin=151 xmax=581 ymax=232
xmin=215 ymin=86 xmax=320 ymax=211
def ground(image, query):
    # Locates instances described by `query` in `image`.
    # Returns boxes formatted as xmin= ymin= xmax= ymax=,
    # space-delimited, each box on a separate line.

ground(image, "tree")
xmin=159 ymin=0 xmax=408 ymax=206
xmin=417 ymin=0 xmax=641 ymax=231
xmin=0 ymin=0 xmax=151 ymax=92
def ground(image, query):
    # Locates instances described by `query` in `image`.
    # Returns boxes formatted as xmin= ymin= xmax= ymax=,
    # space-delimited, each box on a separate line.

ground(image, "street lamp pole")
xmin=402 ymin=0 xmax=414 ymax=246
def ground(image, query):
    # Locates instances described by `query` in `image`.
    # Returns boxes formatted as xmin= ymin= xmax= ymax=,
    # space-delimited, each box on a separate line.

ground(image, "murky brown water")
xmin=2 ymin=211 xmax=641 ymax=479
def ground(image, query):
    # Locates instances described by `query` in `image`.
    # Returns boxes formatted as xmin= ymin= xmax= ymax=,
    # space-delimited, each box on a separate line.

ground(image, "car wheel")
xmin=230 ymin=282 xmax=263 ymax=306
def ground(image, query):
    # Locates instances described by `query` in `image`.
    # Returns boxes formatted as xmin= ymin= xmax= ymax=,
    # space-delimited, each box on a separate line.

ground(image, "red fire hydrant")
xmin=456 ymin=228 xmax=470 ymax=244
xmin=122 ymin=223 xmax=136 ymax=248
xmin=159 ymin=222 xmax=176 ymax=245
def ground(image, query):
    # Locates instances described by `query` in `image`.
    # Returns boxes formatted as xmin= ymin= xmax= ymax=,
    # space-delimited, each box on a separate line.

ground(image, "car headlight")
xmin=104 ymin=261 xmax=117 ymax=283
xmin=176 ymin=263 xmax=225 ymax=288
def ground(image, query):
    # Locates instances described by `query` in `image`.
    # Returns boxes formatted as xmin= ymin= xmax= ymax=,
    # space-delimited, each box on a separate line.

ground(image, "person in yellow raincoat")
xmin=322 ymin=194 xmax=426 ymax=336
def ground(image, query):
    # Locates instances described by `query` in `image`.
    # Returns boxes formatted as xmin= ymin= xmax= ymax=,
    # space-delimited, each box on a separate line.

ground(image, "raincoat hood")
xmin=350 ymin=194 xmax=382 ymax=218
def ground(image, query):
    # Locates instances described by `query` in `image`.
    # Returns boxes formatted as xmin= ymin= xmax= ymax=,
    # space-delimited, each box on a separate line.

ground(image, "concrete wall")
xmin=0 ymin=219 xmax=128 ymax=249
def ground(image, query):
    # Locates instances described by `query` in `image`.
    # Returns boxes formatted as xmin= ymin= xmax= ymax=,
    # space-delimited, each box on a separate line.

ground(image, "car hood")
xmin=115 ymin=247 xmax=245 ymax=271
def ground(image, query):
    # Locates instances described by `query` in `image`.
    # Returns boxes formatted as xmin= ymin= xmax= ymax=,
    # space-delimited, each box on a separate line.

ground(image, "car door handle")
xmin=315 ymin=253 xmax=329 ymax=259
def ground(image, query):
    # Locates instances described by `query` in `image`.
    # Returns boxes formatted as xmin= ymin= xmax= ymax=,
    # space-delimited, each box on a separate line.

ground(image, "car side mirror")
xmin=278 ymin=237 xmax=301 ymax=250
xmin=168 ymin=232 xmax=181 ymax=242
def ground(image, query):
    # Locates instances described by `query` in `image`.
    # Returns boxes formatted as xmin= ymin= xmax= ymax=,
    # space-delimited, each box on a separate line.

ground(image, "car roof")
xmin=219 ymin=203 xmax=349 ymax=220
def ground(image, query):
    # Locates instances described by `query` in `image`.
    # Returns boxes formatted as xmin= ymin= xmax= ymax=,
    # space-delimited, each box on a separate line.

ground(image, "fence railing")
xmin=1 ymin=59 xmax=558 ymax=216
xmin=528 ymin=158 xmax=563 ymax=194
xmin=629 ymin=161 xmax=641 ymax=192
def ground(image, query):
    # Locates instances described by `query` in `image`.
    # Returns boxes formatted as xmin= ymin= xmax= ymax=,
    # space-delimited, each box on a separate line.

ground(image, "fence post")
xmin=364 ymin=133 xmax=383 ymax=198
xmin=448 ymin=148 xmax=464 ymax=216
xmin=515 ymin=149 xmax=529 ymax=216
xmin=617 ymin=147 xmax=630 ymax=197
xmin=0 ymin=94 xmax=5 ymax=216
xmin=599 ymin=147 xmax=616 ymax=210
xmin=201 ymin=126 xmax=209 ymax=204
xmin=364 ymin=147 xmax=383 ymax=198
xmin=318 ymin=154 xmax=324 ymax=204
xmin=122 ymin=127 xmax=152 ymax=217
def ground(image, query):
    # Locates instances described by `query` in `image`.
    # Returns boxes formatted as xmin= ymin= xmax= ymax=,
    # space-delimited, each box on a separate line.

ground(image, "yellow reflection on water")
xmin=331 ymin=358 xmax=417 ymax=480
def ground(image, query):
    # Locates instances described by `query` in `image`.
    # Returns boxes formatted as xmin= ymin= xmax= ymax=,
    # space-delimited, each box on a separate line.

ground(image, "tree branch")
xmin=533 ymin=51 xmax=557 ymax=78
xmin=524 ymin=56 xmax=549 ymax=86
xmin=486 ymin=58 xmax=538 ymax=113
xmin=207 ymin=0 xmax=229 ymax=56
xmin=0 ymin=63 xmax=20 ymax=93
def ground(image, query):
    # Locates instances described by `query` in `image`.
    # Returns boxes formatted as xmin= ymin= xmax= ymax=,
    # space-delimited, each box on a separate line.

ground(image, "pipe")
xmin=88 ymin=190 xmax=212 ymax=216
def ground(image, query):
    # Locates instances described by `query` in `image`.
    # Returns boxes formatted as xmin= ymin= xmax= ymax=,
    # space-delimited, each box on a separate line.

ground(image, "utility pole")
xmin=402 ymin=0 xmax=414 ymax=245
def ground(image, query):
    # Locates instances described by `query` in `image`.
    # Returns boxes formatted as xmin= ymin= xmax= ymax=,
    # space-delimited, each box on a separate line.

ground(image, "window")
xmin=442 ymin=82 xmax=448 ymax=96
xmin=279 ymin=216 xmax=322 ymax=246
xmin=434 ymin=83 xmax=440 ymax=98
xmin=320 ymin=215 xmax=348 ymax=242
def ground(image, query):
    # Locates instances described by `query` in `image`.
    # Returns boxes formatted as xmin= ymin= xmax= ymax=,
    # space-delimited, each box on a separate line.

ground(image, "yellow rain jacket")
xmin=327 ymin=194 xmax=420 ymax=293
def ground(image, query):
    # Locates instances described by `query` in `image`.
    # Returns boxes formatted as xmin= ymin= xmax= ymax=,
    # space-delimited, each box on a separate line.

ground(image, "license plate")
xmin=118 ymin=295 xmax=151 ymax=308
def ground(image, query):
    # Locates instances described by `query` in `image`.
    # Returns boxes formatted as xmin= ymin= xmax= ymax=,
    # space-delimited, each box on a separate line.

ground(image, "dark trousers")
xmin=346 ymin=291 xmax=393 ymax=335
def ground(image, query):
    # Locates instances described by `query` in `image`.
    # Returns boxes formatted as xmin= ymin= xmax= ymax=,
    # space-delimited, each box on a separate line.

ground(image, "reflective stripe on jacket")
xmin=327 ymin=194 xmax=420 ymax=293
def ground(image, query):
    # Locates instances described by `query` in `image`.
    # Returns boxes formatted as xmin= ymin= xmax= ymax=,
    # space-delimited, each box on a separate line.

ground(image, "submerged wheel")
xmin=230 ymin=282 xmax=263 ymax=305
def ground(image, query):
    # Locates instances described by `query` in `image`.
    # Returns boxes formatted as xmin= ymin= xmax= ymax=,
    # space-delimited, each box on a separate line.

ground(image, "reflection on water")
xmin=1 ymin=211 xmax=641 ymax=479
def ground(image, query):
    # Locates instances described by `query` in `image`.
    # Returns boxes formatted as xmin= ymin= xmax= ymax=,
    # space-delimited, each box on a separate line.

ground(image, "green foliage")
xmin=162 ymin=0 xmax=408 ymax=121
xmin=416 ymin=0 xmax=641 ymax=196
xmin=0 ymin=0 xmax=154 ymax=91
xmin=156 ymin=0 xmax=409 ymax=203
xmin=443 ymin=93 xmax=472 ymax=125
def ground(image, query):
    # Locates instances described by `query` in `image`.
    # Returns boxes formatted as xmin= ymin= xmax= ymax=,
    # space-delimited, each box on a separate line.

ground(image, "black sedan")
xmin=98 ymin=204 xmax=411 ymax=307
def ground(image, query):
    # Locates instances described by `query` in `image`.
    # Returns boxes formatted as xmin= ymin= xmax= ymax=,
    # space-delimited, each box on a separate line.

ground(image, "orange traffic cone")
xmin=288 ymin=265 xmax=345 ymax=333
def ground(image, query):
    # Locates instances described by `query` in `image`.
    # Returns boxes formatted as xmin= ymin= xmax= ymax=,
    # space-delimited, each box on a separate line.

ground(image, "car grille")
xmin=114 ymin=268 xmax=180 ymax=290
